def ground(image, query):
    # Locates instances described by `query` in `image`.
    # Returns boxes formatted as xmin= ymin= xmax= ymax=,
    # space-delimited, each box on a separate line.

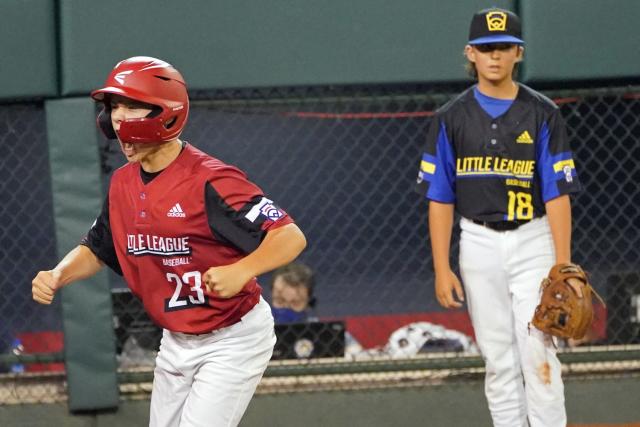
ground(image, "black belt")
xmin=471 ymin=219 xmax=530 ymax=231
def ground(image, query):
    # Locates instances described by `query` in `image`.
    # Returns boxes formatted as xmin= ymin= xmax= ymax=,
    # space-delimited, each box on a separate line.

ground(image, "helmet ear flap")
xmin=97 ymin=107 xmax=117 ymax=139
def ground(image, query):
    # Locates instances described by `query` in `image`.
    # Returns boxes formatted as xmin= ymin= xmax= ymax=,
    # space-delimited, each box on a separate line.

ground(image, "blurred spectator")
xmin=269 ymin=262 xmax=363 ymax=356
xmin=269 ymin=262 xmax=317 ymax=324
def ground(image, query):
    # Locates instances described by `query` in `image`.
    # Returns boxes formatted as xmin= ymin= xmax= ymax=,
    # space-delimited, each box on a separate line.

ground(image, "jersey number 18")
xmin=507 ymin=191 xmax=533 ymax=220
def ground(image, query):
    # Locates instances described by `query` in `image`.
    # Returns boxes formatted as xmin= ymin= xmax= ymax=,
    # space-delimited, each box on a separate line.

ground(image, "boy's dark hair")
xmin=271 ymin=263 xmax=316 ymax=307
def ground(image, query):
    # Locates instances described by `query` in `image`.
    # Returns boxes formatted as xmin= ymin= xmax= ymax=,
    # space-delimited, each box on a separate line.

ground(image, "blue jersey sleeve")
xmin=535 ymin=109 xmax=582 ymax=202
xmin=415 ymin=119 xmax=456 ymax=203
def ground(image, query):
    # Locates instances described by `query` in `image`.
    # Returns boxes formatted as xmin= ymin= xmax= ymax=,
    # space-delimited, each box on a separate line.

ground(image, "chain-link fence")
xmin=180 ymin=84 xmax=638 ymax=343
xmin=110 ymin=83 xmax=640 ymax=394
xmin=0 ymin=103 xmax=63 ymax=404
xmin=2 ymin=83 xmax=639 ymax=403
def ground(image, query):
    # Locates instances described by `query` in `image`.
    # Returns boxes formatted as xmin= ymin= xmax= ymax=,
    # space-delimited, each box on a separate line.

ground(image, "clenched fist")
xmin=32 ymin=270 xmax=62 ymax=305
xmin=202 ymin=263 xmax=254 ymax=299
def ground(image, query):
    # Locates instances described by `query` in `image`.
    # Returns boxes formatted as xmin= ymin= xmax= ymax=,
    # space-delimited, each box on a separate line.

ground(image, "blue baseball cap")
xmin=468 ymin=8 xmax=524 ymax=45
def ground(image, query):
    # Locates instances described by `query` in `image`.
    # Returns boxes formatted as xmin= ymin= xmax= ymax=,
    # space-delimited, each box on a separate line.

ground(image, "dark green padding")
xmin=46 ymin=98 xmax=119 ymax=411
xmin=0 ymin=0 xmax=57 ymax=100
xmin=521 ymin=0 xmax=640 ymax=81
xmin=58 ymin=0 xmax=513 ymax=94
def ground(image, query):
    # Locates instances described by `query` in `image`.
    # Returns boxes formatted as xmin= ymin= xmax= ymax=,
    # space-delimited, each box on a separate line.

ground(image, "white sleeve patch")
xmin=244 ymin=197 xmax=284 ymax=222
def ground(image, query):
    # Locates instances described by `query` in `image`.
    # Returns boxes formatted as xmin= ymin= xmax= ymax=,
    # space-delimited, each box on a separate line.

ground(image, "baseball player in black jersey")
xmin=416 ymin=8 xmax=581 ymax=427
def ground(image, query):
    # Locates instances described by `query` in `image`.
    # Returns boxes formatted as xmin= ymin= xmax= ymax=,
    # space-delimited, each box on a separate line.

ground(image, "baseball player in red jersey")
xmin=32 ymin=56 xmax=306 ymax=426
xmin=416 ymin=9 xmax=581 ymax=427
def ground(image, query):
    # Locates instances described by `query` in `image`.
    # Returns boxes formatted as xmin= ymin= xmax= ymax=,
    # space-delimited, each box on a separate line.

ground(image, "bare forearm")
xmin=237 ymin=223 xmax=307 ymax=277
xmin=545 ymin=195 xmax=572 ymax=264
xmin=429 ymin=201 xmax=455 ymax=273
xmin=54 ymin=245 xmax=105 ymax=287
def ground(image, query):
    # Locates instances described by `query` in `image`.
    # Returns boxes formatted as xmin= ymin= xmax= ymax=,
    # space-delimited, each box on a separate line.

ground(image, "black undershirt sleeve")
xmin=80 ymin=194 xmax=123 ymax=276
xmin=204 ymin=182 xmax=267 ymax=254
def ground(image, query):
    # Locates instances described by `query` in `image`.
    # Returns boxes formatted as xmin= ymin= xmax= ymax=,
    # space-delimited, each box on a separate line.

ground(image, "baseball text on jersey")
xmin=127 ymin=233 xmax=191 ymax=256
xmin=162 ymin=257 xmax=191 ymax=267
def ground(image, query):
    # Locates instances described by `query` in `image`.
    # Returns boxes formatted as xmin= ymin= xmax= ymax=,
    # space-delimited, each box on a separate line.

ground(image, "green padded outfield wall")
xmin=3 ymin=0 xmax=640 ymax=100
xmin=46 ymin=98 xmax=119 ymax=411
xmin=0 ymin=0 xmax=58 ymax=100
xmin=521 ymin=0 xmax=640 ymax=81
xmin=58 ymin=0 xmax=513 ymax=94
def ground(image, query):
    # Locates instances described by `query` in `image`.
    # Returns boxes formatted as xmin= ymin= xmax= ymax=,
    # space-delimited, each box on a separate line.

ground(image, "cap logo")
xmin=486 ymin=11 xmax=507 ymax=31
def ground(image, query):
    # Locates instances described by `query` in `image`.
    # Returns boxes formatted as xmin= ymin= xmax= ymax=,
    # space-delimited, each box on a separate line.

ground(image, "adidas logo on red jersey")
xmin=167 ymin=203 xmax=186 ymax=218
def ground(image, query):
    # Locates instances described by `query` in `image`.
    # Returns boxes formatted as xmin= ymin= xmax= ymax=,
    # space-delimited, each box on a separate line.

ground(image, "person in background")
xmin=269 ymin=262 xmax=317 ymax=324
xmin=269 ymin=262 xmax=363 ymax=357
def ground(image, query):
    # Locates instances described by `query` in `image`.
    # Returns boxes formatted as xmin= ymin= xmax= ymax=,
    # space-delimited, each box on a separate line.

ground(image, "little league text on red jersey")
xmin=127 ymin=233 xmax=191 ymax=256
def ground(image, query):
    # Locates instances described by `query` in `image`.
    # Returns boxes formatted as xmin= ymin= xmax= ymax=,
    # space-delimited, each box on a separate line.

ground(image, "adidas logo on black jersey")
xmin=516 ymin=131 xmax=533 ymax=144
xmin=167 ymin=203 xmax=186 ymax=218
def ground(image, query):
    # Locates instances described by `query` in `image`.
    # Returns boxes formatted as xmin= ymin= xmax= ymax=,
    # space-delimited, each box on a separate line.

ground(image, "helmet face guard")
xmin=91 ymin=57 xmax=189 ymax=144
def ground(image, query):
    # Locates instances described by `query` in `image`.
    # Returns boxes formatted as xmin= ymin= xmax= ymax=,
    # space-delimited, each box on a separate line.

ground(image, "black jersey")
xmin=415 ymin=84 xmax=581 ymax=222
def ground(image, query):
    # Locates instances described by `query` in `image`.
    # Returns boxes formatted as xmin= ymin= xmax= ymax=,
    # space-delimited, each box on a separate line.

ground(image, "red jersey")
xmin=106 ymin=144 xmax=293 ymax=333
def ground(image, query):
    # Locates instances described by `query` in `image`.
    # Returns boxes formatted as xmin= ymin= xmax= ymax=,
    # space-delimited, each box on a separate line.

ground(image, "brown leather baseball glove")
xmin=531 ymin=263 xmax=605 ymax=340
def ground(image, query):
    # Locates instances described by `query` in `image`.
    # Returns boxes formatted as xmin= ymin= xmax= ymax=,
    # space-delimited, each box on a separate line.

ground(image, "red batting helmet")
xmin=91 ymin=56 xmax=189 ymax=144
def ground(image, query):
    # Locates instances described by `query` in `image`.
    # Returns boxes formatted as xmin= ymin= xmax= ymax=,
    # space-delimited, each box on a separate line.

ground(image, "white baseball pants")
xmin=459 ymin=216 xmax=566 ymax=427
xmin=149 ymin=297 xmax=276 ymax=427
